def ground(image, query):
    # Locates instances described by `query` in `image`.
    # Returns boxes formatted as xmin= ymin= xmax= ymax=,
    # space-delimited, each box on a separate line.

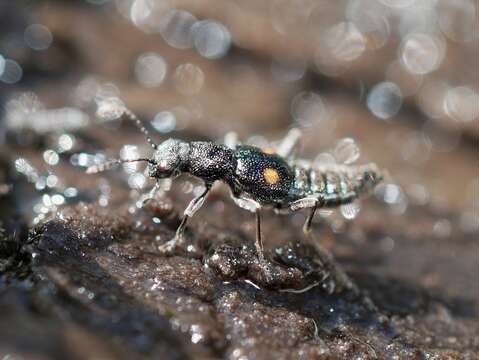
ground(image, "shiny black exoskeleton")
xmin=88 ymin=108 xmax=383 ymax=258
xmin=149 ymin=139 xmax=295 ymax=205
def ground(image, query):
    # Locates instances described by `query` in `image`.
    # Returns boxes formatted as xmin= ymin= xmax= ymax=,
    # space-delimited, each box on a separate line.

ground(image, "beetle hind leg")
xmin=254 ymin=209 xmax=265 ymax=260
xmin=276 ymin=128 xmax=302 ymax=159
xmin=289 ymin=196 xmax=323 ymax=236
xmin=303 ymin=201 xmax=320 ymax=236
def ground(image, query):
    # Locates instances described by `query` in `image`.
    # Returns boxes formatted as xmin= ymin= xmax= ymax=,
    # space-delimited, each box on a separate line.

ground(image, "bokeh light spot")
xmin=24 ymin=24 xmax=53 ymax=51
xmin=367 ymin=82 xmax=403 ymax=120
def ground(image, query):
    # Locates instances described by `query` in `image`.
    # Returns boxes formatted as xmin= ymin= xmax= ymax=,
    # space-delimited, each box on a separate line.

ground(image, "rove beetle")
xmin=88 ymin=105 xmax=383 ymax=259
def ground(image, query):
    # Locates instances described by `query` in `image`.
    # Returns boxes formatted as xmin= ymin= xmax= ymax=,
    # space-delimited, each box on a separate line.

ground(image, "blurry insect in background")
xmin=87 ymin=103 xmax=384 ymax=259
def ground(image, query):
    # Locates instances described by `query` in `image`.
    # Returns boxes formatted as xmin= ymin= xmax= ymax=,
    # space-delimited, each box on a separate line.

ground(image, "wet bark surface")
xmin=1 ymin=1 xmax=479 ymax=359
xmin=1 ymin=196 xmax=478 ymax=359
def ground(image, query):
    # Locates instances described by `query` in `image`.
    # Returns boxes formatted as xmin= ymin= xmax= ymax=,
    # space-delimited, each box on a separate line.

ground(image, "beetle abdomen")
xmin=292 ymin=163 xmax=383 ymax=206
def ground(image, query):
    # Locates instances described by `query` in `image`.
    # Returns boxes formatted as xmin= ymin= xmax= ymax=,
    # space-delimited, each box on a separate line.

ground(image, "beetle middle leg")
xmin=141 ymin=180 xmax=162 ymax=206
xmin=158 ymin=183 xmax=212 ymax=254
xmin=230 ymin=193 xmax=264 ymax=259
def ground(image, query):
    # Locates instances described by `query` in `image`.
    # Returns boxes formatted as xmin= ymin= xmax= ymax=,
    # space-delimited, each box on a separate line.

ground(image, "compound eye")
xmin=148 ymin=162 xmax=170 ymax=178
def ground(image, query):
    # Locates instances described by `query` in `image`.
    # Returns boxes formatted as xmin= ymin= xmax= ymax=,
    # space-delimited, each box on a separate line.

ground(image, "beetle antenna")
xmin=86 ymin=158 xmax=154 ymax=174
xmin=123 ymin=108 xmax=158 ymax=150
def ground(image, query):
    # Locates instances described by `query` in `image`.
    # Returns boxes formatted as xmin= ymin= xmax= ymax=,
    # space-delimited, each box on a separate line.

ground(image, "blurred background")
xmin=2 ymin=0 xmax=479 ymax=216
xmin=1 ymin=0 xmax=479 ymax=357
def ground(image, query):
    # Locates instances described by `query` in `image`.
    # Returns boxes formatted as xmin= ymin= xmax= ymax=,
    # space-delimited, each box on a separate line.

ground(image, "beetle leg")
xmin=224 ymin=131 xmax=239 ymax=150
xmin=303 ymin=200 xmax=320 ymax=235
xmin=230 ymin=193 xmax=264 ymax=259
xmin=230 ymin=193 xmax=261 ymax=213
xmin=289 ymin=196 xmax=319 ymax=212
xmin=141 ymin=180 xmax=162 ymax=206
xmin=255 ymin=209 xmax=264 ymax=260
xmin=289 ymin=196 xmax=323 ymax=235
xmin=276 ymin=128 xmax=302 ymax=159
xmin=158 ymin=184 xmax=211 ymax=254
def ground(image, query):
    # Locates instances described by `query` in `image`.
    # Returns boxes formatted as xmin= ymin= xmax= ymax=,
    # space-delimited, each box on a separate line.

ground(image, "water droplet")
xmin=64 ymin=187 xmax=78 ymax=198
xmin=400 ymin=33 xmax=443 ymax=75
xmin=346 ymin=3 xmax=390 ymax=49
xmin=96 ymin=82 xmax=120 ymax=99
xmin=15 ymin=158 xmax=39 ymax=182
xmin=406 ymin=184 xmax=430 ymax=206
xmin=0 ymin=59 xmax=23 ymax=84
xmin=313 ymin=152 xmax=336 ymax=167
xmin=51 ymin=194 xmax=65 ymax=206
xmin=151 ymin=111 xmax=176 ymax=133
xmin=324 ymin=22 xmax=367 ymax=62
xmin=130 ymin=0 xmax=155 ymax=29
xmin=173 ymin=63 xmax=204 ymax=95
xmin=375 ymin=183 xmax=408 ymax=214
xmin=380 ymin=184 xmax=402 ymax=205
xmin=24 ymin=24 xmax=53 ymax=51
xmin=58 ymin=134 xmax=75 ymax=152
xmin=270 ymin=0 xmax=313 ymax=35
xmin=159 ymin=9 xmax=197 ymax=49
xmin=5 ymin=92 xmax=44 ymax=131
xmin=340 ymin=202 xmax=361 ymax=220
xmin=270 ymin=57 xmax=306 ymax=83
xmin=46 ymin=174 xmax=59 ymax=188
xmin=35 ymin=177 xmax=46 ymax=191
xmin=367 ymin=82 xmax=402 ymax=120
xmin=443 ymin=86 xmax=479 ymax=123
xmin=192 ymin=20 xmax=231 ymax=59
xmin=291 ymin=92 xmax=325 ymax=129
xmin=134 ymin=52 xmax=168 ymax=88
xmin=43 ymin=149 xmax=60 ymax=166
xmin=380 ymin=236 xmax=395 ymax=252
xmin=128 ymin=173 xmax=147 ymax=189
xmin=95 ymin=97 xmax=125 ymax=121
xmin=437 ymin=0 xmax=477 ymax=42
xmin=333 ymin=138 xmax=360 ymax=165
xmin=418 ymin=79 xmax=449 ymax=119
xmin=0 ymin=55 xmax=5 ymax=77
xmin=400 ymin=131 xmax=431 ymax=165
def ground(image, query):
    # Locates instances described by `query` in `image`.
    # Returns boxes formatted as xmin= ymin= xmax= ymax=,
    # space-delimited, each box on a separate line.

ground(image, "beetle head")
xmin=148 ymin=139 xmax=189 ymax=178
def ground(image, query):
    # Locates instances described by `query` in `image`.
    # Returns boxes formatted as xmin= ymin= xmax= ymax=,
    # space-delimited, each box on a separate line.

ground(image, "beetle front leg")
xmin=141 ymin=180 xmax=162 ymax=206
xmin=158 ymin=183 xmax=211 ymax=254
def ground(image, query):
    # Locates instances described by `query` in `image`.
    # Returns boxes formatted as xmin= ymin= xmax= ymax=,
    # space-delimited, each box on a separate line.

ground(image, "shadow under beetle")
xmin=88 ymin=106 xmax=383 ymax=259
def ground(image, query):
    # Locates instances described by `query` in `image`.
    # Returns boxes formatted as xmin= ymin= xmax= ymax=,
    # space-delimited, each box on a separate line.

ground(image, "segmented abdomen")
xmin=292 ymin=163 xmax=383 ymax=207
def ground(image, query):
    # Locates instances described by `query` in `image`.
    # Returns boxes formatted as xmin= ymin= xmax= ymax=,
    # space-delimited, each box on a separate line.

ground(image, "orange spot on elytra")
xmin=264 ymin=168 xmax=280 ymax=185
xmin=262 ymin=148 xmax=275 ymax=155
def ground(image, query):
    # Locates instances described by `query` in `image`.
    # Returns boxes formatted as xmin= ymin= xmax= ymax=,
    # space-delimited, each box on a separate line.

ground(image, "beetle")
xmin=87 ymin=106 xmax=383 ymax=259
